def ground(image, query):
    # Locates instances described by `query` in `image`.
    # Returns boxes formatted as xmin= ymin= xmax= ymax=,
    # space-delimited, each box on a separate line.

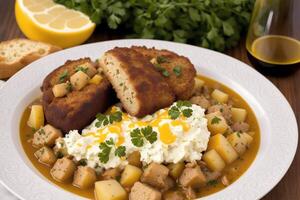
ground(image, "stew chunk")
xmin=141 ymin=163 xmax=169 ymax=189
xmin=73 ymin=166 xmax=97 ymax=189
xmin=32 ymin=124 xmax=62 ymax=148
xmin=129 ymin=182 xmax=161 ymax=200
xmin=50 ymin=157 xmax=76 ymax=182
xmin=34 ymin=146 xmax=57 ymax=166
xmin=95 ymin=180 xmax=127 ymax=200
xmin=179 ymin=165 xmax=206 ymax=188
xmin=120 ymin=165 xmax=143 ymax=187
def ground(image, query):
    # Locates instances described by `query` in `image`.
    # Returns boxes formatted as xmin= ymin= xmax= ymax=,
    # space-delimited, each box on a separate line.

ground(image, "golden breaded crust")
xmin=42 ymin=58 xmax=115 ymax=133
xmin=131 ymin=46 xmax=196 ymax=100
xmin=99 ymin=47 xmax=175 ymax=117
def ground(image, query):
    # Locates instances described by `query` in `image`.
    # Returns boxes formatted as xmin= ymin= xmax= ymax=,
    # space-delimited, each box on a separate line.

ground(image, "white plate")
xmin=0 ymin=39 xmax=297 ymax=200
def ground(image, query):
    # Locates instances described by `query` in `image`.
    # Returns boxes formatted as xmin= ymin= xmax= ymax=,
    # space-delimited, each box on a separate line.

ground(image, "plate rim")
xmin=0 ymin=39 xmax=298 ymax=200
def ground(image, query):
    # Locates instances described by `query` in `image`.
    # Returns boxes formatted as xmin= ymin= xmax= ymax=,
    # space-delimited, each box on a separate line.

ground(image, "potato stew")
xmin=20 ymin=75 xmax=260 ymax=200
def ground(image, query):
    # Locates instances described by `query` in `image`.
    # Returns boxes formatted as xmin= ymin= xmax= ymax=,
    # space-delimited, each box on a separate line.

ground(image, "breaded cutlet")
xmin=42 ymin=58 xmax=116 ymax=133
xmin=131 ymin=46 xmax=196 ymax=100
xmin=99 ymin=47 xmax=175 ymax=117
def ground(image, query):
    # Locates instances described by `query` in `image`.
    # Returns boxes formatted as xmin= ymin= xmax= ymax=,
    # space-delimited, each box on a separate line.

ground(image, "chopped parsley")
xmin=130 ymin=126 xmax=157 ymax=147
xmin=156 ymin=56 xmax=169 ymax=64
xmin=59 ymin=70 xmax=69 ymax=83
xmin=168 ymin=100 xmax=193 ymax=119
xmin=207 ymin=179 xmax=218 ymax=186
xmin=211 ymin=116 xmax=221 ymax=124
xmin=95 ymin=111 xmax=122 ymax=128
xmin=75 ymin=66 xmax=88 ymax=73
xmin=115 ymin=146 xmax=126 ymax=157
xmin=173 ymin=65 xmax=182 ymax=77
xmin=237 ymin=131 xmax=241 ymax=138
xmin=153 ymin=63 xmax=169 ymax=77
xmin=66 ymin=82 xmax=73 ymax=92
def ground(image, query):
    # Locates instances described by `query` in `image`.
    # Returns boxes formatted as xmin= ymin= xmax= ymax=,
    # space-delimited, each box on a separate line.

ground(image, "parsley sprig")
xmin=95 ymin=111 xmax=122 ymax=128
xmin=130 ymin=126 xmax=157 ymax=147
xmin=58 ymin=70 xmax=68 ymax=83
xmin=211 ymin=116 xmax=221 ymax=124
xmin=98 ymin=138 xmax=126 ymax=163
xmin=168 ymin=101 xmax=193 ymax=119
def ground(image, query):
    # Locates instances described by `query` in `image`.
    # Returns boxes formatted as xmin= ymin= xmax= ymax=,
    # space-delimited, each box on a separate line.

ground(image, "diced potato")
xmin=34 ymin=146 xmax=57 ymax=166
xmin=27 ymin=105 xmax=44 ymax=130
xmin=193 ymin=78 xmax=205 ymax=93
xmin=247 ymin=131 xmax=255 ymax=137
xmin=168 ymin=162 xmax=185 ymax=179
xmin=89 ymin=74 xmax=103 ymax=85
xmin=211 ymin=89 xmax=229 ymax=103
xmin=51 ymin=157 xmax=76 ymax=182
xmin=231 ymin=108 xmax=247 ymax=122
xmin=32 ymin=124 xmax=62 ymax=148
xmin=73 ymin=166 xmax=97 ymax=189
xmin=203 ymin=149 xmax=226 ymax=172
xmin=120 ymin=165 xmax=142 ymax=187
xmin=127 ymin=151 xmax=142 ymax=167
xmin=70 ymin=71 xmax=90 ymax=91
xmin=79 ymin=62 xmax=98 ymax=77
xmin=52 ymin=82 xmax=69 ymax=97
xmin=207 ymin=134 xmax=238 ymax=164
xmin=227 ymin=132 xmax=253 ymax=155
xmin=206 ymin=111 xmax=228 ymax=135
xmin=94 ymin=180 xmax=127 ymax=200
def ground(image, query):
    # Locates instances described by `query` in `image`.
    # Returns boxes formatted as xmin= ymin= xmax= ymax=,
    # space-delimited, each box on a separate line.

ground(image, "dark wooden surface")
xmin=1 ymin=0 xmax=299 ymax=199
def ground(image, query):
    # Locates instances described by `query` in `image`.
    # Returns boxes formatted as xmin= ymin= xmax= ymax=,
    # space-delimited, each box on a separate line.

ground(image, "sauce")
xmin=246 ymin=35 xmax=300 ymax=67
xmin=20 ymin=75 xmax=260 ymax=199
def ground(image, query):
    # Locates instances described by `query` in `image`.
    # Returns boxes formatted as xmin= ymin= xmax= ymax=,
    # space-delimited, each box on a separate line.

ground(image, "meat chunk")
xmin=34 ymin=146 xmax=57 ymax=166
xmin=42 ymin=58 xmax=115 ymax=132
xmin=161 ymin=177 xmax=175 ymax=192
xmin=129 ymin=182 xmax=161 ymax=200
xmin=182 ymin=186 xmax=196 ymax=199
xmin=32 ymin=124 xmax=62 ymax=148
xmin=99 ymin=47 xmax=175 ymax=117
xmin=231 ymin=122 xmax=250 ymax=132
xmin=179 ymin=166 xmax=206 ymax=188
xmin=189 ymin=96 xmax=211 ymax=110
xmin=207 ymin=104 xmax=232 ymax=123
xmin=141 ymin=163 xmax=169 ymax=189
xmin=101 ymin=168 xmax=121 ymax=180
xmin=131 ymin=46 xmax=196 ymax=100
xmin=163 ymin=191 xmax=185 ymax=200
xmin=127 ymin=151 xmax=142 ymax=167
xmin=50 ymin=157 xmax=76 ymax=182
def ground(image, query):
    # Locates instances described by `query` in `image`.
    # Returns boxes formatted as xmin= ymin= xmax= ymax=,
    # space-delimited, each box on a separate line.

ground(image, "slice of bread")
xmin=0 ymin=38 xmax=61 ymax=79
xmin=99 ymin=47 xmax=175 ymax=117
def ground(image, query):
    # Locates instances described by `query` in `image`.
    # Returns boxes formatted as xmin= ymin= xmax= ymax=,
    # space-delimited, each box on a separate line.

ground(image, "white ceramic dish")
xmin=0 ymin=39 xmax=297 ymax=200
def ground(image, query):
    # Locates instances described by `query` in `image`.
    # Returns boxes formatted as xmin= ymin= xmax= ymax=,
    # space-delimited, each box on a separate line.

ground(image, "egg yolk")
xmin=159 ymin=123 xmax=177 ymax=144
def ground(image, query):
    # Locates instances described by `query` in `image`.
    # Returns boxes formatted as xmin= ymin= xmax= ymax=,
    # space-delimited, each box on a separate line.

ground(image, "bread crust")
xmin=42 ymin=58 xmax=115 ymax=133
xmin=100 ymin=47 xmax=175 ymax=117
xmin=131 ymin=46 xmax=196 ymax=100
xmin=0 ymin=38 xmax=61 ymax=79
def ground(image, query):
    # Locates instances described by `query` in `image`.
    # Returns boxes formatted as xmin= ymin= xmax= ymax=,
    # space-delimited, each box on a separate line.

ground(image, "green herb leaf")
xmin=141 ymin=126 xmax=157 ymax=144
xmin=75 ymin=66 xmax=88 ymax=73
xmin=59 ymin=70 xmax=68 ymax=83
xmin=162 ymin=70 xmax=170 ymax=77
xmin=211 ymin=116 xmax=221 ymax=124
xmin=115 ymin=146 xmax=126 ymax=157
xmin=207 ymin=179 xmax=218 ymax=186
xmin=66 ymin=82 xmax=72 ymax=92
xmin=98 ymin=141 xmax=112 ymax=164
xmin=95 ymin=111 xmax=122 ymax=127
xmin=156 ymin=56 xmax=168 ymax=64
xmin=182 ymin=108 xmax=193 ymax=117
xmin=173 ymin=65 xmax=182 ymax=77
xmin=130 ymin=128 xmax=144 ymax=147
xmin=168 ymin=106 xmax=181 ymax=119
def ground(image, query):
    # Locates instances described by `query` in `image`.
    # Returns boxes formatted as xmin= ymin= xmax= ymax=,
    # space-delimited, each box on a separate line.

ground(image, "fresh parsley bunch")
xmin=55 ymin=0 xmax=254 ymax=51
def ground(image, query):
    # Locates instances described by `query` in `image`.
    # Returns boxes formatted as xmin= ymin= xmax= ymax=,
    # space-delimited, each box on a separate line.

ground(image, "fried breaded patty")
xmin=99 ymin=47 xmax=175 ymax=117
xmin=42 ymin=58 xmax=115 ymax=133
xmin=131 ymin=46 xmax=196 ymax=100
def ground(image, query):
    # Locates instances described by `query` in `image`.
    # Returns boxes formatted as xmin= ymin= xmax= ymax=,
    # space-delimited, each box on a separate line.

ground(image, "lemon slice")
xmin=15 ymin=0 xmax=96 ymax=48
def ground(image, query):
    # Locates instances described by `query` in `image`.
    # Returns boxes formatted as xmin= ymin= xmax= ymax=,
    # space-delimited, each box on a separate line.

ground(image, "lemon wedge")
xmin=15 ymin=0 xmax=96 ymax=48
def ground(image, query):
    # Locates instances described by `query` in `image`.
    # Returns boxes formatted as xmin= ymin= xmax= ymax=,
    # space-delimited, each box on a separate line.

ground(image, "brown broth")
xmin=20 ymin=75 xmax=260 ymax=199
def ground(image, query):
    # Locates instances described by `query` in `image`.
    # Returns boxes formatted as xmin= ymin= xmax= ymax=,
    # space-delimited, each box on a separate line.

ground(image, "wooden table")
xmin=1 ymin=0 xmax=299 ymax=199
